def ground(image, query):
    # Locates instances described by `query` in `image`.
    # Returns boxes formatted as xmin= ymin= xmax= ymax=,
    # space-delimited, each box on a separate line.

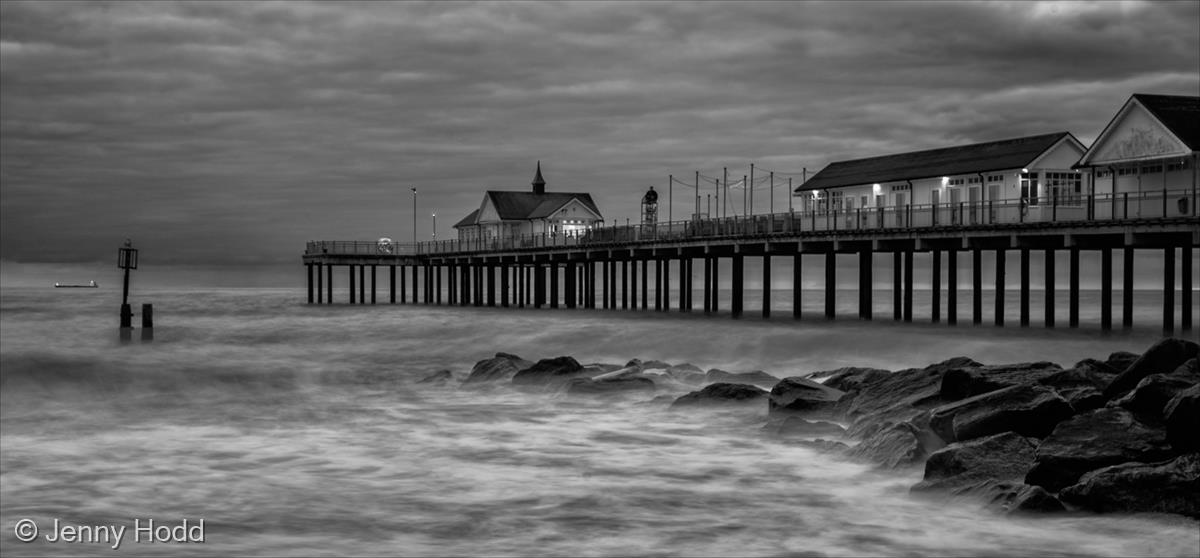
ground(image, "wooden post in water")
xmin=1123 ymin=247 xmax=1134 ymax=328
xmin=826 ymin=251 xmax=837 ymax=320
xmin=680 ymin=257 xmax=688 ymax=313
xmin=793 ymin=254 xmax=802 ymax=320
xmin=500 ymin=264 xmax=510 ymax=307
xmin=1045 ymin=249 xmax=1055 ymax=327
xmin=893 ymin=251 xmax=902 ymax=321
xmin=629 ymin=260 xmax=637 ymax=309
xmin=732 ymin=254 xmax=744 ymax=319
xmin=710 ymin=257 xmax=719 ymax=314
xmin=1183 ymin=246 xmax=1193 ymax=331
xmin=685 ymin=258 xmax=693 ymax=312
xmin=1101 ymin=249 xmax=1112 ymax=330
xmin=140 ymin=303 xmax=153 ymax=341
xmin=994 ymin=249 xmax=1005 ymax=326
xmin=972 ymin=248 xmax=983 ymax=324
xmin=371 ymin=265 xmax=377 ymax=304
xmin=1163 ymin=246 xmax=1175 ymax=335
xmin=947 ymin=250 xmax=957 ymax=325
xmin=327 ymin=264 xmax=333 ymax=304
xmin=487 ymin=264 xmax=496 ymax=307
xmin=762 ymin=254 xmax=772 ymax=319
xmin=389 ymin=265 xmax=396 ymax=304
xmin=641 ymin=258 xmax=649 ymax=310
xmin=349 ymin=265 xmax=356 ymax=304
xmin=621 ymin=261 xmax=628 ymax=309
xmin=550 ymin=262 xmax=559 ymax=309
xmin=931 ymin=250 xmax=941 ymax=323
xmin=703 ymin=257 xmax=712 ymax=314
xmin=661 ymin=259 xmax=670 ymax=312
xmin=360 ymin=265 xmax=367 ymax=305
xmin=1069 ymin=248 xmax=1080 ymax=328
xmin=903 ymin=250 xmax=913 ymax=322
xmin=307 ymin=263 xmax=314 ymax=304
xmin=859 ymin=250 xmax=872 ymax=320
xmin=1019 ymin=249 xmax=1029 ymax=327
xmin=316 ymin=263 xmax=324 ymax=304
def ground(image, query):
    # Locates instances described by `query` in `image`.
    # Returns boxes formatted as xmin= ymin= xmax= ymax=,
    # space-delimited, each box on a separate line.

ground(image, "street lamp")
xmin=432 ymin=213 xmax=437 ymax=239
xmin=411 ymin=187 xmax=417 ymax=245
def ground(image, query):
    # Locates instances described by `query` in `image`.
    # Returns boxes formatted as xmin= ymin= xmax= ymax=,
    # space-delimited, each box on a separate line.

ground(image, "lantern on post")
xmin=117 ymin=239 xmax=138 ymax=329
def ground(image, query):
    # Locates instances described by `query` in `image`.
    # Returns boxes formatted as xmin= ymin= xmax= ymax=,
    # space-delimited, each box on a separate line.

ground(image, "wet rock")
xmin=796 ymin=439 xmax=851 ymax=453
xmin=847 ymin=417 xmax=943 ymax=469
xmin=1070 ymin=358 xmax=1120 ymax=376
xmin=939 ymin=362 xmax=1062 ymax=400
xmin=1104 ymin=351 xmax=1140 ymax=374
xmin=566 ymin=376 xmax=656 ymax=396
xmin=591 ymin=366 xmax=644 ymax=381
xmin=706 ymin=369 xmax=780 ymax=389
xmin=1024 ymin=407 xmax=1175 ymax=492
xmin=640 ymin=360 xmax=672 ymax=370
xmin=582 ymin=363 xmax=623 ymax=376
xmin=1112 ymin=373 xmax=1197 ymax=421
xmin=928 ymin=383 xmax=1073 ymax=443
xmin=666 ymin=364 xmax=707 ymax=385
xmin=911 ymin=431 xmax=1038 ymax=494
xmin=842 ymin=358 xmax=968 ymax=431
xmin=1058 ymin=453 xmax=1200 ymax=518
xmin=819 ymin=367 xmax=893 ymax=394
xmin=416 ymin=369 xmax=454 ymax=385
xmin=1163 ymin=384 xmax=1200 ymax=453
xmin=1037 ymin=362 xmax=1119 ymax=413
xmin=511 ymin=356 xmax=586 ymax=390
xmin=670 ymin=382 xmax=768 ymax=408
xmin=765 ymin=416 xmax=847 ymax=439
xmin=986 ymin=483 xmax=1066 ymax=515
xmin=768 ymin=377 xmax=846 ymax=416
xmin=1103 ymin=338 xmax=1198 ymax=400
xmin=464 ymin=352 xmax=533 ymax=384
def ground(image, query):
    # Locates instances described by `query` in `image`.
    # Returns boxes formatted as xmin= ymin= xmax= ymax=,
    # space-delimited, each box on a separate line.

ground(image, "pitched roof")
xmin=1133 ymin=94 xmax=1200 ymax=151
xmin=797 ymin=132 xmax=1074 ymax=191
xmin=453 ymin=209 xmax=479 ymax=228
xmin=484 ymin=191 xmax=601 ymax=220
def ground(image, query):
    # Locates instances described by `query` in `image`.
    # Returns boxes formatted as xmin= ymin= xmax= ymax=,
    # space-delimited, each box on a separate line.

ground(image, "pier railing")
xmin=306 ymin=188 xmax=1197 ymax=257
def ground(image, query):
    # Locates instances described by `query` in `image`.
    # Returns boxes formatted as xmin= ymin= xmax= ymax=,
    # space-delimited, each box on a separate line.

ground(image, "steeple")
xmin=532 ymin=161 xmax=546 ymax=195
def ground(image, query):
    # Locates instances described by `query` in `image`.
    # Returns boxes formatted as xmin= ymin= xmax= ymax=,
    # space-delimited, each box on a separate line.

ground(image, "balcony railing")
xmin=306 ymin=188 xmax=1197 ymax=258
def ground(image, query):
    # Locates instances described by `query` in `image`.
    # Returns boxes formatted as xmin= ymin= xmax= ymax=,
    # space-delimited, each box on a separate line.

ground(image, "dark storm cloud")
xmin=2 ymin=1 xmax=1197 ymax=265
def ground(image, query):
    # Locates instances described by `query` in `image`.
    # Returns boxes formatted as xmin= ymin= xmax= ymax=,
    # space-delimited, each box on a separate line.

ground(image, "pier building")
xmin=453 ymin=162 xmax=604 ymax=248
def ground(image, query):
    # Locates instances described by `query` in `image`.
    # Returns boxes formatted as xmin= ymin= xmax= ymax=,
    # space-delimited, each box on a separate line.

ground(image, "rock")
xmin=1058 ymin=453 xmax=1200 ymax=518
xmin=1025 ymin=407 xmax=1176 ymax=492
xmin=987 ymin=483 xmax=1066 ymax=515
xmin=511 ymin=356 xmax=586 ymax=389
xmin=624 ymin=358 xmax=644 ymax=369
xmin=666 ymin=364 xmax=707 ymax=385
xmin=1170 ymin=357 xmax=1199 ymax=380
xmin=768 ymin=377 xmax=845 ymax=416
xmin=796 ymin=439 xmax=851 ymax=453
xmin=911 ymin=431 xmax=1038 ymax=494
xmin=591 ymin=366 xmax=644 ymax=381
xmin=1070 ymin=358 xmax=1120 ymax=376
xmin=1164 ymin=384 xmax=1200 ymax=453
xmin=1037 ymin=363 xmax=1119 ymax=413
xmin=1112 ymin=373 xmax=1197 ymax=421
xmin=567 ymin=376 xmax=656 ymax=396
xmin=706 ymin=369 xmax=780 ymax=389
xmin=928 ymin=383 xmax=1073 ymax=443
xmin=416 ymin=369 xmax=454 ymax=385
xmin=819 ymin=367 xmax=893 ymax=394
xmin=582 ymin=363 xmax=623 ymax=376
xmin=1104 ymin=351 xmax=1140 ymax=374
xmin=1103 ymin=338 xmax=1199 ymax=399
xmin=939 ymin=362 xmax=1062 ymax=400
xmin=640 ymin=360 xmax=672 ymax=370
xmin=766 ymin=416 xmax=847 ymax=439
xmin=843 ymin=358 xmax=968 ymax=430
xmin=847 ymin=417 xmax=943 ymax=469
xmin=463 ymin=352 xmax=533 ymax=384
xmin=670 ymin=383 xmax=767 ymax=408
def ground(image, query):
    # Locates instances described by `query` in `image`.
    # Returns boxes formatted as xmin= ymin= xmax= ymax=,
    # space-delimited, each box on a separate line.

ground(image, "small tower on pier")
xmin=642 ymin=186 xmax=658 ymax=226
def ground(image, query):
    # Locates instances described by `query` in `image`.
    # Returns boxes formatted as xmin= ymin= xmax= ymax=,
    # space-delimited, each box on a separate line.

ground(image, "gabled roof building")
xmin=795 ymin=132 xmax=1088 ymax=226
xmin=454 ymin=163 xmax=604 ymax=244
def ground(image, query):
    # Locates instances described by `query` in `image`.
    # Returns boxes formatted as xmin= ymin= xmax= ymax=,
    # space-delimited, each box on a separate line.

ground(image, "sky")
xmin=2 ymin=0 xmax=1198 ymax=270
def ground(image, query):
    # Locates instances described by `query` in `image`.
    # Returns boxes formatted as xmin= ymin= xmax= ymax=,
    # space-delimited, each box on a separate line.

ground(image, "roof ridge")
xmin=830 ymin=132 xmax=1069 ymax=166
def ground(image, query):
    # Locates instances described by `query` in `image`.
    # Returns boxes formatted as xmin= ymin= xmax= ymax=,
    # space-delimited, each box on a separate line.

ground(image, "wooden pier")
xmin=304 ymin=191 xmax=1198 ymax=334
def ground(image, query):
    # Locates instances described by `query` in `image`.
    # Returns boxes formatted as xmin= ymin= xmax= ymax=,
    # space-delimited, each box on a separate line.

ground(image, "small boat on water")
xmin=55 ymin=281 xmax=98 ymax=288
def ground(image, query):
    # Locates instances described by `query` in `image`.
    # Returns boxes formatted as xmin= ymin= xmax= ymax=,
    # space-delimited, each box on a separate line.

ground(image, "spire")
xmin=532 ymin=161 xmax=546 ymax=194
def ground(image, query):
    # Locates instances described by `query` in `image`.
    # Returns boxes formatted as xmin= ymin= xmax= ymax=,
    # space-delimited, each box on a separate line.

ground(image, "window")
xmin=1096 ymin=169 xmax=1111 ymax=178
xmin=830 ymin=191 xmax=845 ymax=211
xmin=1141 ymin=165 xmax=1163 ymax=174
xmin=987 ymin=174 xmax=1004 ymax=183
xmin=968 ymin=176 xmax=982 ymax=184
xmin=1118 ymin=167 xmax=1138 ymax=176
xmin=1043 ymin=171 xmax=1082 ymax=206
xmin=949 ymin=178 xmax=965 ymax=186
xmin=890 ymin=184 xmax=911 ymax=192
xmin=1167 ymin=160 xmax=1189 ymax=172
xmin=1020 ymin=171 xmax=1039 ymax=206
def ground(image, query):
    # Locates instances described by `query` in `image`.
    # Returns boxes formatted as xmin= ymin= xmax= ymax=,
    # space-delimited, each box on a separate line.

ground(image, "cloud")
xmin=1 ymin=0 xmax=1196 ymax=265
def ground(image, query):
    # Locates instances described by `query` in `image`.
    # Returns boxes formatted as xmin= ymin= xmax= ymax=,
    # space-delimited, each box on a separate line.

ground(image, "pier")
xmin=304 ymin=189 xmax=1198 ymax=334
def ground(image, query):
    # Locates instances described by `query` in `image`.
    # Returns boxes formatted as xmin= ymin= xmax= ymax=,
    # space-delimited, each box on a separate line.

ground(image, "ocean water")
xmin=1 ymin=285 xmax=1197 ymax=557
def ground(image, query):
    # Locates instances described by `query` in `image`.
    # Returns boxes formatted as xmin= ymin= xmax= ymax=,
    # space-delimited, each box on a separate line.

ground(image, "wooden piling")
xmin=893 ymin=251 xmax=902 ymax=321
xmin=1019 ymin=248 xmax=1029 ymax=326
xmin=307 ymin=263 xmax=314 ymax=304
xmin=703 ymin=257 xmax=712 ymax=314
xmin=1123 ymin=247 xmax=1134 ymax=328
xmin=550 ymin=262 xmax=559 ymax=309
xmin=1183 ymin=247 xmax=1193 ymax=331
xmin=389 ymin=265 xmax=396 ymax=304
xmin=680 ymin=257 xmax=688 ymax=313
xmin=641 ymin=258 xmax=649 ymax=310
xmin=826 ymin=251 xmax=837 ymax=320
xmin=947 ymin=250 xmax=957 ymax=325
xmin=903 ymin=250 xmax=913 ymax=322
xmin=1045 ymin=249 xmax=1055 ymax=327
xmin=972 ymin=249 xmax=982 ymax=324
xmin=994 ymin=249 xmax=1005 ymax=326
xmin=349 ymin=265 xmax=356 ymax=304
xmin=859 ymin=250 xmax=872 ymax=320
xmin=1164 ymin=246 xmax=1175 ymax=334
xmin=316 ymin=263 xmax=324 ymax=304
xmin=732 ymin=254 xmax=744 ymax=318
xmin=931 ymin=250 xmax=941 ymax=323
xmin=793 ymin=254 xmax=801 ymax=320
xmin=1069 ymin=247 xmax=1080 ymax=328
xmin=710 ymin=257 xmax=719 ymax=313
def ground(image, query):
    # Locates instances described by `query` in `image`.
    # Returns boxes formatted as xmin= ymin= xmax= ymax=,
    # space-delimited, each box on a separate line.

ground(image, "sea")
xmin=2 ymin=281 xmax=1198 ymax=557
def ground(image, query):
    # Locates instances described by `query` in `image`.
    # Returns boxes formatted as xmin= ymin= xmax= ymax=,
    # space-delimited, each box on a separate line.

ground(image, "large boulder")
xmin=463 ymin=352 xmax=533 ymax=384
xmin=1058 ymin=453 xmax=1200 ymax=518
xmin=911 ymin=431 xmax=1039 ymax=494
xmin=847 ymin=413 xmax=944 ymax=469
xmin=1024 ymin=407 xmax=1175 ymax=492
xmin=666 ymin=363 xmax=707 ymax=384
xmin=706 ymin=369 xmax=780 ymax=389
xmin=841 ymin=359 xmax=964 ymax=437
xmin=1103 ymin=338 xmax=1198 ymax=399
xmin=986 ymin=483 xmax=1066 ymax=515
xmin=567 ymin=376 xmax=656 ymax=396
xmin=939 ymin=362 xmax=1063 ymax=400
xmin=1104 ymin=351 xmax=1141 ymax=374
xmin=670 ymin=383 xmax=767 ymax=408
xmin=1037 ymin=361 xmax=1119 ymax=413
xmin=1112 ymin=373 xmax=1197 ymax=421
xmin=928 ymin=383 xmax=1073 ymax=443
xmin=768 ymin=377 xmax=845 ymax=416
xmin=511 ymin=356 xmax=587 ymax=390
xmin=765 ymin=416 xmax=847 ymax=439
xmin=1163 ymin=384 xmax=1200 ymax=453
xmin=818 ymin=367 xmax=893 ymax=394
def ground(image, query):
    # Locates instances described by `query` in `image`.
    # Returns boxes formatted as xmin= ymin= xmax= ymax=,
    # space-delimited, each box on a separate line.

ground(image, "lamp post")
xmin=411 ymin=187 xmax=417 ymax=245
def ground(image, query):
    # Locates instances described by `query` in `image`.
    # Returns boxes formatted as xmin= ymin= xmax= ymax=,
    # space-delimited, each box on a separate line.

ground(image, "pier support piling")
xmin=762 ymin=255 xmax=771 ymax=319
xmin=641 ymin=258 xmax=649 ymax=310
xmin=793 ymin=254 xmax=802 ymax=320
xmin=704 ymin=257 xmax=712 ymax=315
xmin=732 ymin=254 xmax=744 ymax=319
xmin=947 ymin=250 xmax=957 ymax=325
xmin=1069 ymin=247 xmax=1080 ymax=328
xmin=710 ymin=257 xmax=719 ymax=313
xmin=1101 ymin=249 xmax=1112 ymax=330
xmin=973 ymin=249 xmax=983 ymax=325
xmin=1045 ymin=249 xmax=1055 ymax=328
xmin=307 ymin=264 xmax=314 ymax=304
xmin=826 ymin=252 xmax=837 ymax=320
xmin=1019 ymin=249 xmax=1029 ymax=327
xmin=931 ymin=250 xmax=941 ymax=323
xmin=994 ymin=249 xmax=1005 ymax=326
xmin=1164 ymin=247 xmax=1176 ymax=335
xmin=859 ymin=250 xmax=872 ymax=320
xmin=903 ymin=250 xmax=913 ymax=323
xmin=893 ymin=251 xmax=902 ymax=321
xmin=1183 ymin=246 xmax=1193 ymax=331
xmin=550 ymin=262 xmax=559 ymax=309
xmin=1123 ymin=247 xmax=1134 ymax=328
xmin=349 ymin=265 xmax=356 ymax=304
